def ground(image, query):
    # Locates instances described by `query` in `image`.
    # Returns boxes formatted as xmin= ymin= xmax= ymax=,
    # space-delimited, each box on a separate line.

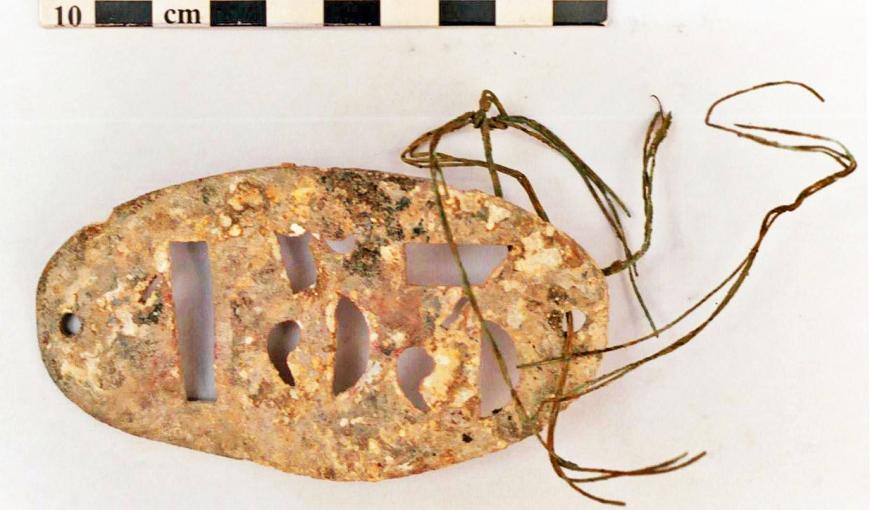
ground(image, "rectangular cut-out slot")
xmin=277 ymin=233 xmax=318 ymax=293
xmin=479 ymin=321 xmax=520 ymax=417
xmin=405 ymin=244 xmax=508 ymax=286
xmin=169 ymin=242 xmax=217 ymax=402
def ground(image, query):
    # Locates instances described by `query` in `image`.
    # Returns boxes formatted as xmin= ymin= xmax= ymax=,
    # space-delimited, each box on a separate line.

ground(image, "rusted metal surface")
xmin=36 ymin=164 xmax=608 ymax=480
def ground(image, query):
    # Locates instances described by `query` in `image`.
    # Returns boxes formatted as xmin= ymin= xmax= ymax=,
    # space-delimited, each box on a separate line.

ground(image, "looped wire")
xmin=400 ymin=81 xmax=856 ymax=505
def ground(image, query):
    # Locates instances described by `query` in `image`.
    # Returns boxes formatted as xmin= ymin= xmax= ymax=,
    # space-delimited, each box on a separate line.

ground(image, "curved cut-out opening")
xmin=405 ymin=244 xmax=508 ymax=286
xmin=333 ymin=297 xmax=370 ymax=395
xmin=277 ymin=233 xmax=317 ymax=293
xmin=479 ymin=321 xmax=520 ymax=417
xmin=60 ymin=313 xmax=82 ymax=337
xmin=326 ymin=235 xmax=358 ymax=254
xmin=267 ymin=321 xmax=301 ymax=386
xmin=397 ymin=347 xmax=435 ymax=411
xmin=561 ymin=309 xmax=588 ymax=333
xmin=442 ymin=297 xmax=469 ymax=330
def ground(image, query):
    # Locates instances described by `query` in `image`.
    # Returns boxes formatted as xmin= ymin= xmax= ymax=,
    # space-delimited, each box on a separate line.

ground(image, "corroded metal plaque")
xmin=37 ymin=165 xmax=608 ymax=480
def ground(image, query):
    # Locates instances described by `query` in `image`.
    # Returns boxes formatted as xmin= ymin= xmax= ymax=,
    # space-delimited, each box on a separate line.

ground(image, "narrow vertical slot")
xmin=479 ymin=321 xmax=519 ymax=417
xmin=169 ymin=242 xmax=217 ymax=402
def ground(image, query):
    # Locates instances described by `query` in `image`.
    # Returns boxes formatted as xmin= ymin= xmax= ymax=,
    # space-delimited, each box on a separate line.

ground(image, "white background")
xmin=1 ymin=1 xmax=867 ymax=509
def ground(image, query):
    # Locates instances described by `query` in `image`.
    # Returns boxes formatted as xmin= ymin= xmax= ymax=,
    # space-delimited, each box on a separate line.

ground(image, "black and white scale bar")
xmin=211 ymin=1 xmax=266 ymax=26
xmin=40 ymin=1 xmax=606 ymax=28
xmin=439 ymin=1 xmax=494 ymax=26
xmin=554 ymin=0 xmax=606 ymax=25
xmin=325 ymin=1 xmax=380 ymax=26
xmin=95 ymin=1 xmax=152 ymax=26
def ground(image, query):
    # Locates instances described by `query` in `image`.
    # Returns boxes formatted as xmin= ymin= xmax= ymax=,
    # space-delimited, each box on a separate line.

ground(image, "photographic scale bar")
xmin=40 ymin=1 xmax=607 ymax=28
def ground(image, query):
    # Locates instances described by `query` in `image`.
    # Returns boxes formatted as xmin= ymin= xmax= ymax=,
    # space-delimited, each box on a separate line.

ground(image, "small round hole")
xmin=60 ymin=313 xmax=82 ymax=337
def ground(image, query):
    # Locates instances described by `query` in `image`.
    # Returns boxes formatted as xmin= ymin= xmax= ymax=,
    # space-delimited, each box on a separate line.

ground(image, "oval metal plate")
xmin=36 ymin=164 xmax=608 ymax=480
